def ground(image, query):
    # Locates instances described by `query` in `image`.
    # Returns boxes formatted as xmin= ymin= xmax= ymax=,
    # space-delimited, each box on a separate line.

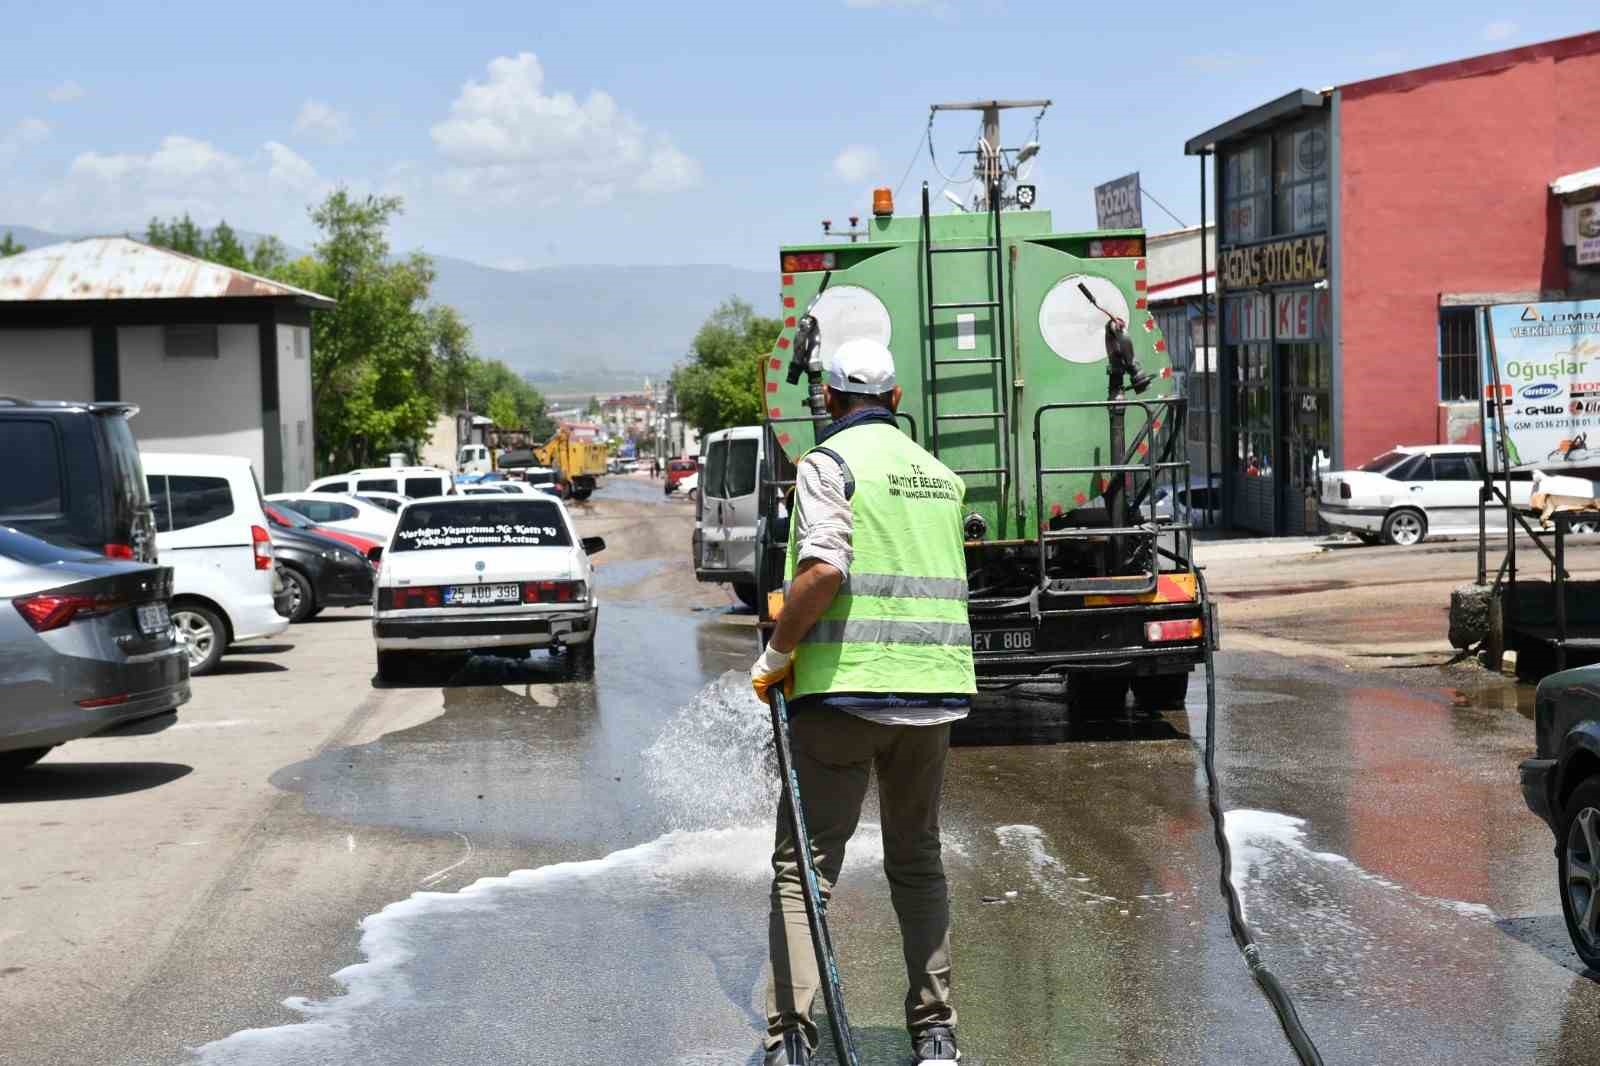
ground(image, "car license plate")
xmin=443 ymin=583 xmax=521 ymax=606
xmin=972 ymin=627 xmax=1034 ymax=653
xmin=137 ymin=603 xmax=170 ymax=636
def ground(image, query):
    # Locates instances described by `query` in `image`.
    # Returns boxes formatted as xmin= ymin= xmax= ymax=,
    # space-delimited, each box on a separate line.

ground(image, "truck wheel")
xmin=1382 ymin=508 xmax=1427 ymax=547
xmin=1559 ymin=776 xmax=1600 ymax=970
xmin=376 ymin=651 xmax=410 ymax=685
xmin=1067 ymin=674 xmax=1130 ymax=717
xmin=1133 ymin=673 xmax=1191 ymax=711
xmin=733 ymin=581 xmax=760 ymax=609
xmin=572 ymin=487 xmax=593 ymax=501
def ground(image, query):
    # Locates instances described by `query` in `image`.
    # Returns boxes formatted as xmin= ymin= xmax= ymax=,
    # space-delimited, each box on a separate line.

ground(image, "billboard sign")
xmin=1094 ymin=173 xmax=1142 ymax=229
xmin=1481 ymin=299 xmax=1600 ymax=470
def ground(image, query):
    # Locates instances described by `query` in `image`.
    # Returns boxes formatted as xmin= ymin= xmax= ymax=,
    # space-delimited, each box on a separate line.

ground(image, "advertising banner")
xmin=1094 ymin=173 xmax=1142 ymax=229
xmin=1481 ymin=299 xmax=1600 ymax=471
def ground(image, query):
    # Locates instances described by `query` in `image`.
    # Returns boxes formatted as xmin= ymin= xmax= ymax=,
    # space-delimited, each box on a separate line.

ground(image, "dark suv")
xmin=0 ymin=399 xmax=157 ymax=563
xmin=1521 ymin=662 xmax=1600 ymax=969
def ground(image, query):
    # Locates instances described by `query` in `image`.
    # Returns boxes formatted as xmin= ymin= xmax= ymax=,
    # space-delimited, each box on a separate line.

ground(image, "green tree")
xmin=144 ymin=214 xmax=289 ymax=275
xmin=670 ymin=297 xmax=781 ymax=435
xmin=465 ymin=358 xmax=553 ymax=437
xmin=486 ymin=390 xmax=520 ymax=430
xmin=0 ymin=231 xmax=24 ymax=257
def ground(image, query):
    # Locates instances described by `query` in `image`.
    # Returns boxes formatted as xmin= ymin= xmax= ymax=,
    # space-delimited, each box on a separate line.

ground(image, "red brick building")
xmin=1185 ymin=32 xmax=1600 ymax=534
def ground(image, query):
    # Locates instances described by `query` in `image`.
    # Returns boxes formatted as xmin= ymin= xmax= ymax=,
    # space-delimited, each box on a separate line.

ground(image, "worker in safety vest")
xmin=751 ymin=337 xmax=975 ymax=1066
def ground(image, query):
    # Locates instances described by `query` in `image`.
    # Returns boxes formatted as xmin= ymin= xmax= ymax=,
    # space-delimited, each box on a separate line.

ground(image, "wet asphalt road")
xmin=23 ymin=475 xmax=1600 ymax=1065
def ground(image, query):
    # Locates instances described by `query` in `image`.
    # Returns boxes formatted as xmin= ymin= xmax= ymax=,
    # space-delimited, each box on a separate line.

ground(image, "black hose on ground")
xmin=1197 ymin=569 xmax=1326 ymax=1066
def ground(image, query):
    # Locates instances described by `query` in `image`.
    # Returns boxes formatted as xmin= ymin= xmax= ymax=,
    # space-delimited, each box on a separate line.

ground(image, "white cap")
xmin=826 ymin=338 xmax=897 ymax=394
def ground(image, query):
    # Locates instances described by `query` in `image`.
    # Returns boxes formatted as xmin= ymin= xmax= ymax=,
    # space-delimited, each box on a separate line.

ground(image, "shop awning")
xmin=1147 ymin=273 xmax=1217 ymax=303
xmin=1551 ymin=166 xmax=1600 ymax=197
xmin=1185 ymin=90 xmax=1326 ymax=155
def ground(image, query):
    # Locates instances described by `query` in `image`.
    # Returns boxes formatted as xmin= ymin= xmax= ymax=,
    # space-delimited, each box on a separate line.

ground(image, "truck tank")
xmin=759 ymin=181 xmax=1210 ymax=710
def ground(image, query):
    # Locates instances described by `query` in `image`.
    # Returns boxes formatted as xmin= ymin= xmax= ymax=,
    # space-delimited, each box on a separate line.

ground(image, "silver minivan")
xmin=694 ymin=425 xmax=762 ymax=608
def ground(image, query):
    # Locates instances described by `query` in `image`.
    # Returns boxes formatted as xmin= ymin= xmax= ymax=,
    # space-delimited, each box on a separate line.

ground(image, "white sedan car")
xmin=1318 ymin=444 xmax=1534 ymax=546
xmin=370 ymin=495 xmax=603 ymax=681
xmin=266 ymin=492 xmax=397 ymax=541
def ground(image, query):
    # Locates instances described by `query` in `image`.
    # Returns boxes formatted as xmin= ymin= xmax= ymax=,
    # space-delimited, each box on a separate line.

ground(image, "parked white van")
xmin=142 ymin=453 xmax=290 ymax=675
xmin=694 ymin=425 xmax=763 ymax=608
xmin=308 ymin=466 xmax=455 ymax=499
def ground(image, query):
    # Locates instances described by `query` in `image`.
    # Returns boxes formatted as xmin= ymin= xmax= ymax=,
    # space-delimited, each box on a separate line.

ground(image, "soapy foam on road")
xmin=995 ymin=824 xmax=1118 ymax=905
xmin=194 ymin=672 xmax=882 ymax=1064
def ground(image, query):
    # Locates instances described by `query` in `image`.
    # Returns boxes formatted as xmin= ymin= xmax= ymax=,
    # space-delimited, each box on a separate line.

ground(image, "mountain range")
xmin=1 ymin=224 xmax=776 ymax=392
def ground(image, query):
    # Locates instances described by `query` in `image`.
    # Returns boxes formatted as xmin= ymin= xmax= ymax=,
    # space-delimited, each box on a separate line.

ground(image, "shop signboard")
xmin=1094 ymin=172 xmax=1142 ymax=229
xmin=1222 ymin=292 xmax=1271 ymax=343
xmin=1273 ymin=288 xmax=1332 ymax=340
xmin=1480 ymin=298 xmax=1600 ymax=471
xmin=1218 ymin=233 xmax=1328 ymax=289
xmin=1575 ymin=202 xmax=1600 ymax=267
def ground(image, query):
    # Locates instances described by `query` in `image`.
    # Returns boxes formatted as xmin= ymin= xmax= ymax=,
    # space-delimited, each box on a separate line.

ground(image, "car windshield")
xmin=391 ymin=499 xmax=571 ymax=552
xmin=1359 ymin=451 xmax=1409 ymax=473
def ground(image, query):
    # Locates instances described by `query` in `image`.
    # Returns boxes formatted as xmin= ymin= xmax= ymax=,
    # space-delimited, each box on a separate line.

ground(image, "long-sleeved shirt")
xmin=789 ymin=408 xmax=969 ymax=727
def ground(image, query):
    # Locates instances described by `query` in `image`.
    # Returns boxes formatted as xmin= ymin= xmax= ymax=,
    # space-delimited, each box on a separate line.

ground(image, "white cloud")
xmin=46 ymin=80 xmax=86 ymax=104
xmin=831 ymin=145 xmax=881 ymax=184
xmin=292 ymin=99 xmax=351 ymax=145
xmin=429 ymin=52 xmax=701 ymax=206
xmin=0 ymin=117 xmax=50 ymax=159
xmin=1482 ymin=19 xmax=1517 ymax=42
xmin=38 ymin=134 xmax=327 ymax=235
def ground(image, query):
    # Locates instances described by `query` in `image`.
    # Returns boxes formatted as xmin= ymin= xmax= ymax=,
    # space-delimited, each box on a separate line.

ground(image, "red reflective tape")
xmin=1154 ymin=339 xmax=1166 ymax=352
xmin=777 ymin=337 xmax=790 ymax=349
xmin=1137 ymin=442 xmax=1150 ymax=456
xmin=1134 ymin=279 xmax=1147 ymax=291
xmin=1161 ymin=366 xmax=1173 ymax=378
xmin=785 ymin=316 xmax=796 ymax=327
xmin=766 ymin=381 xmax=778 ymax=393
xmin=1135 ymin=297 xmax=1147 ymax=309
xmin=1135 ymin=258 xmax=1146 ymax=271
xmin=782 ymin=274 xmax=795 ymax=286
xmin=770 ymin=358 xmax=782 ymax=370
xmin=1152 ymin=418 xmax=1163 ymax=431
xmin=769 ymin=407 xmax=782 ymax=418
xmin=1143 ymin=317 xmax=1155 ymax=332
xmin=1074 ymin=492 xmax=1088 ymax=505
xmin=784 ymin=296 xmax=796 ymax=308
xmin=1051 ymin=502 xmax=1063 ymax=516
xmin=779 ymin=432 xmax=792 ymax=445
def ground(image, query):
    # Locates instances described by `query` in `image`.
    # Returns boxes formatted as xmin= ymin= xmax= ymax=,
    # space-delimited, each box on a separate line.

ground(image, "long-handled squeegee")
xmin=769 ymin=687 xmax=861 ymax=1065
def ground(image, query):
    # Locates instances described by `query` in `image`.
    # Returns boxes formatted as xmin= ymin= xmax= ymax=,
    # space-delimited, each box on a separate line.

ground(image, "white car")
xmin=308 ymin=466 xmax=455 ymax=499
xmin=265 ymin=492 xmax=397 ymax=540
xmin=458 ymin=483 xmax=519 ymax=497
xmin=142 ymin=453 xmax=290 ymax=674
xmin=352 ymin=490 xmax=408 ymax=514
xmin=370 ymin=494 xmax=604 ymax=681
xmin=1318 ymin=444 xmax=1533 ymax=546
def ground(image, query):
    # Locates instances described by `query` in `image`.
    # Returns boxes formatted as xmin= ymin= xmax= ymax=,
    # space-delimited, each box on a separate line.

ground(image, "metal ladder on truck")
xmin=919 ymin=179 xmax=1017 ymax=520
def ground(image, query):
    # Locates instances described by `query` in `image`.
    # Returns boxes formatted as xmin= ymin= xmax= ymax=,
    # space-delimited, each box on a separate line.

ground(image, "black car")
xmin=1520 ymin=662 xmax=1600 ymax=969
xmin=0 ymin=398 xmax=158 ymax=563
xmin=265 ymin=514 xmax=375 ymax=623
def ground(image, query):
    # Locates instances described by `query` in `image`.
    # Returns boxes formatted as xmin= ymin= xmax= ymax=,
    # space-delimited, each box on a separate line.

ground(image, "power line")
xmin=892 ymin=127 xmax=930 ymax=200
xmin=1141 ymin=186 xmax=1189 ymax=228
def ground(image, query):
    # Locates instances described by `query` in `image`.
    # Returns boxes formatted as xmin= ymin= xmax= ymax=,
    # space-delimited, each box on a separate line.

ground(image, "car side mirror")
xmin=366 ymin=545 xmax=384 ymax=563
xmin=581 ymin=536 xmax=606 ymax=555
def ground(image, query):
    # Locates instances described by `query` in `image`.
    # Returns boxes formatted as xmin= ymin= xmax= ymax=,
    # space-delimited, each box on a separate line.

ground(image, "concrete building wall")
xmin=275 ymin=324 xmax=314 ymax=491
xmin=119 ymin=324 xmax=265 ymax=475
xmin=1338 ymin=40 xmax=1600 ymax=467
xmin=0 ymin=328 xmax=93 ymax=401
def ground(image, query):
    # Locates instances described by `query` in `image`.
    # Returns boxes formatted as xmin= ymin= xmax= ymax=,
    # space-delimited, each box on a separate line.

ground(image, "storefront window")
xmin=1273 ymin=123 xmax=1329 ymax=235
xmin=1222 ymin=140 xmax=1269 ymax=244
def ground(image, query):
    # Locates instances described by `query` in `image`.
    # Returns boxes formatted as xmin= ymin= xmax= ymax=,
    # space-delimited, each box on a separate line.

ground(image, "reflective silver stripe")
xmin=783 ymin=574 xmax=969 ymax=601
xmin=801 ymin=619 xmax=972 ymax=646
xmin=841 ymin=572 xmax=969 ymax=601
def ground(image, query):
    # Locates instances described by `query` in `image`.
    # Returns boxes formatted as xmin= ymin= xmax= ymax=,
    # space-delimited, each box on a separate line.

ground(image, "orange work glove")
xmin=750 ymin=644 xmax=794 ymax=703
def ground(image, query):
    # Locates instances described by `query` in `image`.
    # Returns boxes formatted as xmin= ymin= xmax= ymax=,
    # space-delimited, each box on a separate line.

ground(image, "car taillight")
xmin=1339 ymin=481 xmax=1352 ymax=500
xmin=252 ymin=525 xmax=274 ymax=570
xmin=1087 ymin=238 xmax=1145 ymax=258
xmin=77 ymin=693 xmax=130 ymax=708
xmin=1146 ymin=618 xmax=1204 ymax=643
xmin=104 ymin=543 xmax=135 ymax=560
xmin=383 ymin=586 xmax=442 ymax=610
xmin=780 ymin=251 xmax=836 ymax=272
xmin=13 ymin=591 xmax=123 ymax=632
xmin=522 ymin=580 xmax=586 ymax=604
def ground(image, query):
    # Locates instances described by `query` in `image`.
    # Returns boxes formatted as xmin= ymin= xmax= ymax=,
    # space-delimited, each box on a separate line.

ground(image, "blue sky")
xmin=2 ymin=1 xmax=1595 ymax=271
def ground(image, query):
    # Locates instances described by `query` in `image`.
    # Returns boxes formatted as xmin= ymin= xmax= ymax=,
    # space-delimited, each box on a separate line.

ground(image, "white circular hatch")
xmin=811 ymin=285 xmax=893 ymax=368
xmin=1038 ymin=275 xmax=1130 ymax=364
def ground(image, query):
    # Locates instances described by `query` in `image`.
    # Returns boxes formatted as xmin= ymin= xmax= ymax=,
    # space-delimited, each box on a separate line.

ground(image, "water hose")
xmin=1197 ymin=569 xmax=1326 ymax=1065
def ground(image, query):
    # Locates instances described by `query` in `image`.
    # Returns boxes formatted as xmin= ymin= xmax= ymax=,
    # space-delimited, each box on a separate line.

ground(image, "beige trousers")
xmin=764 ymin=709 xmax=955 ymax=1052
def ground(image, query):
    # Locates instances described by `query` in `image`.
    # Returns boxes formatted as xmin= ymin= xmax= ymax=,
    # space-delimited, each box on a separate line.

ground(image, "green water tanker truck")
xmin=755 ymin=104 xmax=1213 ymax=712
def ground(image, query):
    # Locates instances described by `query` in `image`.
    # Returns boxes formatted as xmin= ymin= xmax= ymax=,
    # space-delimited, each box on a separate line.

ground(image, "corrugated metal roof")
xmin=0 ymin=236 xmax=335 ymax=307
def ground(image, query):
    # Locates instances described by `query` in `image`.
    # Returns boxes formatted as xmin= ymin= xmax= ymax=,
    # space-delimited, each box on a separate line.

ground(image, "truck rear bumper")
xmin=969 ymin=601 xmax=1212 ymax=687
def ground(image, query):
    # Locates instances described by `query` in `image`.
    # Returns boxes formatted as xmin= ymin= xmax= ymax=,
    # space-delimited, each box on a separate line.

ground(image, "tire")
xmin=376 ymin=650 xmax=410 ymax=685
xmin=1133 ymin=673 xmax=1191 ymax=711
xmin=567 ymin=639 xmax=595 ymax=679
xmin=1067 ymin=673 xmax=1130 ymax=717
xmin=1382 ymin=508 xmax=1428 ymax=547
xmin=0 ymin=746 xmax=52 ymax=773
xmin=1558 ymin=776 xmax=1600 ymax=970
xmin=282 ymin=566 xmax=317 ymax=623
xmin=171 ymin=602 xmax=227 ymax=676
xmin=572 ymin=487 xmax=593 ymax=501
xmin=733 ymin=581 xmax=761 ymax=610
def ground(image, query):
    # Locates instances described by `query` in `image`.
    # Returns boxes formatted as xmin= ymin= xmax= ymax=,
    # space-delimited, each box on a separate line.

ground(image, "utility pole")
xmin=930 ymin=99 xmax=1051 ymax=210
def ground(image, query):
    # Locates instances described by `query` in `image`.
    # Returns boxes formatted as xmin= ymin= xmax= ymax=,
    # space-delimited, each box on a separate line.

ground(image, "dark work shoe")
xmin=913 ymin=1025 xmax=960 ymax=1064
xmin=764 ymin=1030 xmax=811 ymax=1065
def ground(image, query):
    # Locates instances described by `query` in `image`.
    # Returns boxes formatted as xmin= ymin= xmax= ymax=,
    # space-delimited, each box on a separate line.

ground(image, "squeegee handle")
xmin=769 ymin=688 xmax=861 ymax=1065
